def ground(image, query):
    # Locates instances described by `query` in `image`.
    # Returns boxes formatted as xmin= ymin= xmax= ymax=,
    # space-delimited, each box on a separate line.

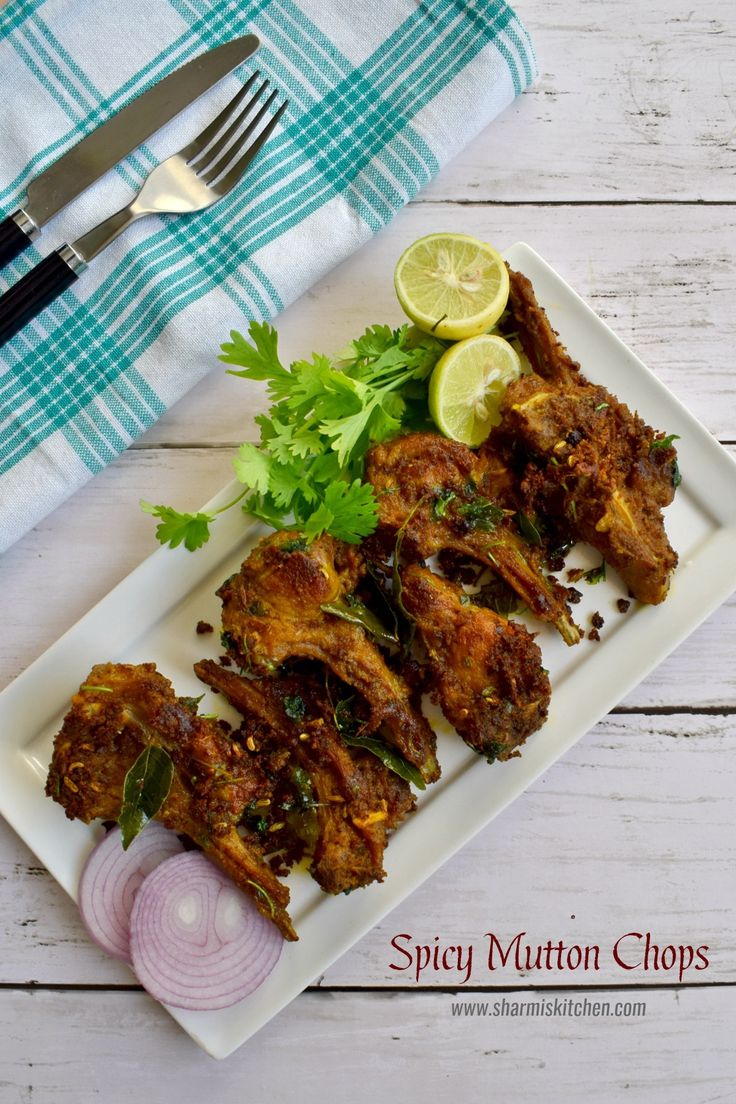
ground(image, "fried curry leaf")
xmin=321 ymin=594 xmax=399 ymax=649
xmin=283 ymin=766 xmax=319 ymax=854
xmin=119 ymin=746 xmax=174 ymax=850
xmin=516 ymin=510 xmax=543 ymax=547
xmin=340 ymin=732 xmax=426 ymax=791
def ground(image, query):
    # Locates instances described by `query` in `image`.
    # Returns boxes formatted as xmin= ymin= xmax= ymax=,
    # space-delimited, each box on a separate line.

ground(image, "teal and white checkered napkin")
xmin=0 ymin=0 xmax=536 ymax=552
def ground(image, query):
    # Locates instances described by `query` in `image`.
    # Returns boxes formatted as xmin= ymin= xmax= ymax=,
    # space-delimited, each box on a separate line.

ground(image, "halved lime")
xmin=429 ymin=334 xmax=522 ymax=446
xmin=394 ymin=232 xmax=510 ymax=340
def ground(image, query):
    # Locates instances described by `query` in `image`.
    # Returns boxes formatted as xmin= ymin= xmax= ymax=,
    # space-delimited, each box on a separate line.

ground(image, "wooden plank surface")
xmin=0 ymin=987 xmax=733 ymax=1101
xmin=420 ymin=0 xmax=736 ymax=202
xmin=1 ymin=0 xmax=735 ymax=1095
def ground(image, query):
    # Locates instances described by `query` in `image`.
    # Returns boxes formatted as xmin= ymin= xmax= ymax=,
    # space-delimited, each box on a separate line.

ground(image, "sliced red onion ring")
xmin=78 ymin=823 xmax=184 ymax=962
xmin=129 ymin=851 xmax=283 ymax=1011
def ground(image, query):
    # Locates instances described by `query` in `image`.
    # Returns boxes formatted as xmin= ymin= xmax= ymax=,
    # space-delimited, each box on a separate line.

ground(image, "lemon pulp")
xmin=394 ymin=232 xmax=510 ymax=341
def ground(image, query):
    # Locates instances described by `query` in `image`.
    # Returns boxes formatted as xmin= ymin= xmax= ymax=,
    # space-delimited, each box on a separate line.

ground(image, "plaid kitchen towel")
xmin=0 ymin=0 xmax=536 ymax=552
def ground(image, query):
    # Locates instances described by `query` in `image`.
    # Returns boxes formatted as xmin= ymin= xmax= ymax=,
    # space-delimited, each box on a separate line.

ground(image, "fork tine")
xmin=210 ymin=98 xmax=289 ymax=195
xmin=190 ymin=78 xmax=269 ymax=171
xmin=180 ymin=71 xmax=260 ymax=163
xmin=199 ymin=89 xmax=281 ymax=185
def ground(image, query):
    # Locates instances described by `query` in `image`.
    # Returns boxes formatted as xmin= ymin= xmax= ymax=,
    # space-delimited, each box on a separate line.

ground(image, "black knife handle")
xmin=0 ymin=247 xmax=81 ymax=347
xmin=0 ymin=213 xmax=34 ymax=269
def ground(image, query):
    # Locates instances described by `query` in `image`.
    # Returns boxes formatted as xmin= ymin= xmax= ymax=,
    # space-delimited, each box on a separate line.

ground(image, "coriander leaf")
xmin=267 ymin=461 xmax=304 ymax=509
xmin=308 ymin=451 xmax=343 ymax=484
xmin=650 ymin=433 xmax=680 ymax=452
xmin=321 ymin=480 xmax=379 ymax=543
xmin=584 ymin=561 xmax=606 ymax=584
xmin=457 ymin=498 xmax=506 ymax=531
xmin=321 ymin=403 xmax=375 ymax=466
xmin=140 ymin=501 xmax=213 ymax=551
xmin=366 ymin=401 xmax=403 ymax=443
xmin=242 ymin=493 xmax=289 ymax=530
xmin=432 ymin=489 xmax=456 ymax=519
xmin=283 ymin=695 xmax=306 ymax=722
xmin=302 ymin=500 xmax=335 ymax=541
xmin=232 ymin=442 xmax=271 ymax=493
xmin=220 ymin=322 xmax=291 ymax=396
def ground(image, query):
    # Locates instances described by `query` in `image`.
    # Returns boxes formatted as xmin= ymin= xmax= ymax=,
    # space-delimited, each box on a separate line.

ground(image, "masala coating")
xmin=195 ymin=660 xmax=415 ymax=894
xmin=218 ymin=529 xmax=439 ymax=783
xmin=494 ymin=267 xmax=678 ymax=604
xmin=46 ymin=662 xmax=296 ymax=940
xmin=364 ymin=431 xmax=580 ymax=645
xmin=400 ymin=564 xmax=551 ymax=760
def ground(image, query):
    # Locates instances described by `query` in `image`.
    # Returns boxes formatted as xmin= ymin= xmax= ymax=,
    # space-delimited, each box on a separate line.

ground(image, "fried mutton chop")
xmin=218 ymin=530 xmax=440 ymax=783
xmin=46 ymin=662 xmax=296 ymax=941
xmin=497 ymin=267 xmax=678 ymax=604
xmin=400 ymin=564 xmax=550 ymax=761
xmin=194 ymin=660 xmax=415 ymax=894
xmin=365 ymin=431 xmax=580 ymax=644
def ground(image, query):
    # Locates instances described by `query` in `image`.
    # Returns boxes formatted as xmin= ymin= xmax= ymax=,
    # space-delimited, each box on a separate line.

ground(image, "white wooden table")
xmin=1 ymin=1 xmax=735 ymax=1098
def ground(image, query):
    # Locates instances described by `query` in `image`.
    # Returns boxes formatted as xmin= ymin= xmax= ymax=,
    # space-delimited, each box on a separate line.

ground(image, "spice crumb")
xmin=195 ymin=620 xmax=214 ymax=635
xmin=567 ymin=567 xmax=585 ymax=583
xmin=617 ymin=598 xmax=631 ymax=614
xmin=567 ymin=587 xmax=583 ymax=605
xmin=588 ymin=628 xmax=601 ymax=642
xmin=591 ymin=611 xmax=605 ymax=629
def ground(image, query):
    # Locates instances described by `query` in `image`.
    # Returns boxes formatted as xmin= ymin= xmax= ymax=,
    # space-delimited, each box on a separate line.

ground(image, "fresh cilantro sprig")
xmin=145 ymin=321 xmax=445 ymax=549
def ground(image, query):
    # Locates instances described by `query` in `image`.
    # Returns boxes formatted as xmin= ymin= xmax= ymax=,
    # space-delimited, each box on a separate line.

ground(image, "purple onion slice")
xmin=129 ymin=851 xmax=283 ymax=1011
xmin=78 ymin=822 xmax=184 ymax=963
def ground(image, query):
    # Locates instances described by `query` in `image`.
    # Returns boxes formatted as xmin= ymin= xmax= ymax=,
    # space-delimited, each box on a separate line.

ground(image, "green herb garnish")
xmin=146 ymin=322 xmax=445 ymax=550
xmin=79 ymin=684 xmax=113 ymax=693
xmin=457 ymin=498 xmax=506 ymax=531
xmin=119 ymin=746 xmax=174 ymax=850
xmin=594 ymin=402 xmax=609 ymax=412
xmin=321 ymin=594 xmax=398 ymax=649
xmin=340 ymin=732 xmax=426 ymax=791
xmin=333 ymin=696 xmax=360 ymax=738
xmin=650 ymin=433 xmax=680 ymax=452
xmin=283 ymin=766 xmax=319 ymax=853
xmin=180 ymin=694 xmax=204 ymax=713
xmin=245 ymin=879 xmax=277 ymax=917
xmin=280 ymin=537 xmax=308 ymax=553
xmin=516 ymin=510 xmax=543 ymax=547
xmin=671 ymin=460 xmax=682 ymax=489
xmin=432 ymin=489 xmax=456 ymax=519
xmin=283 ymin=695 xmax=307 ymax=722
xmin=584 ymin=561 xmax=606 ymax=585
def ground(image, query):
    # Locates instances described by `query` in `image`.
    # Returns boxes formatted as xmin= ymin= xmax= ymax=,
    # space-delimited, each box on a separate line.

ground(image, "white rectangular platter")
xmin=1 ymin=242 xmax=735 ymax=1059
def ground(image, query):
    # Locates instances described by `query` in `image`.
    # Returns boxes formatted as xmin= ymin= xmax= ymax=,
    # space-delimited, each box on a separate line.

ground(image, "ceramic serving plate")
xmin=1 ymin=242 xmax=735 ymax=1059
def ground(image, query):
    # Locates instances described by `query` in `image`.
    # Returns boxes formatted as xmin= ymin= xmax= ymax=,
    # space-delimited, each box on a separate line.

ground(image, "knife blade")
xmin=0 ymin=34 xmax=259 ymax=269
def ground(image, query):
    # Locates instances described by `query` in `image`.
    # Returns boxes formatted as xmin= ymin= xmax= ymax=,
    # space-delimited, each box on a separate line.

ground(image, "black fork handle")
xmin=0 ymin=247 xmax=81 ymax=347
xmin=0 ymin=213 xmax=35 ymax=269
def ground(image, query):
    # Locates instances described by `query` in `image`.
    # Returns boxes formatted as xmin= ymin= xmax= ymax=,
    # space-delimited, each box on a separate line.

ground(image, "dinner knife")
xmin=0 ymin=34 xmax=260 ymax=270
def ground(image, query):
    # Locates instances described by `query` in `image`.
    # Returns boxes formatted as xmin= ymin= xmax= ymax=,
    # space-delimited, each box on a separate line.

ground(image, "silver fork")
xmin=0 ymin=74 xmax=288 ymax=347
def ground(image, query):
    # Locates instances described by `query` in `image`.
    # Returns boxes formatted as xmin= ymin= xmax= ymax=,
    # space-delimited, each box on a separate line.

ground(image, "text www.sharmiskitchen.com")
xmin=450 ymin=996 xmax=647 ymax=1018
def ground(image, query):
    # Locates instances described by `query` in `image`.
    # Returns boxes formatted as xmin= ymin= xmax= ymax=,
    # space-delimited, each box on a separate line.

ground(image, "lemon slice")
xmin=394 ymin=232 xmax=510 ymax=340
xmin=429 ymin=334 xmax=522 ymax=446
